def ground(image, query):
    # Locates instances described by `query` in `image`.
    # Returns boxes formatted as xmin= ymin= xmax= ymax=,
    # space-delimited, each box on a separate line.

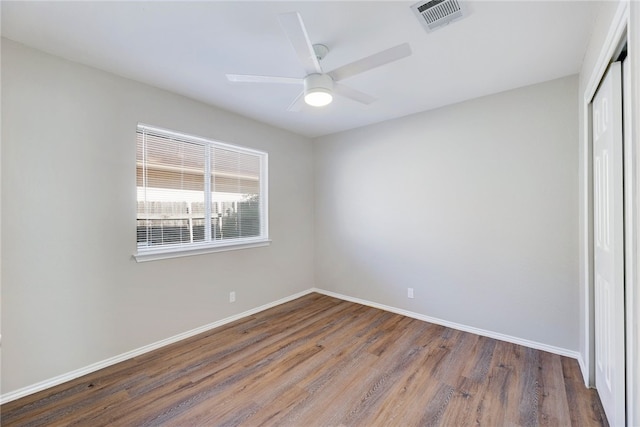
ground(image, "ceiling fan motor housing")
xmin=305 ymin=73 xmax=333 ymax=93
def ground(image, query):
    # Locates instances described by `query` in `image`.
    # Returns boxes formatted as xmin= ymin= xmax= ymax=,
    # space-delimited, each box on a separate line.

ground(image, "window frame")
xmin=134 ymin=123 xmax=270 ymax=262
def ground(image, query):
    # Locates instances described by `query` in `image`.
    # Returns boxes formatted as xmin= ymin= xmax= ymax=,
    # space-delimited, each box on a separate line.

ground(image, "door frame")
xmin=581 ymin=1 xmax=639 ymax=425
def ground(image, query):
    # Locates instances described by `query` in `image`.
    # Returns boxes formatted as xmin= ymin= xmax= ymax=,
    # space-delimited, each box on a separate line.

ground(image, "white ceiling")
xmin=1 ymin=1 xmax=598 ymax=138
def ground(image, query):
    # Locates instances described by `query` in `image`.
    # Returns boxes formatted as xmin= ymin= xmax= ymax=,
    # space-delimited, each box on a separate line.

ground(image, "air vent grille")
xmin=411 ymin=0 xmax=467 ymax=33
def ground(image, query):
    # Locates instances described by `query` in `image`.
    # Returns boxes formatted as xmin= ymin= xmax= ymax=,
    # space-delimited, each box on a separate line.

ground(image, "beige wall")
xmin=314 ymin=75 xmax=580 ymax=352
xmin=1 ymin=38 xmax=315 ymax=394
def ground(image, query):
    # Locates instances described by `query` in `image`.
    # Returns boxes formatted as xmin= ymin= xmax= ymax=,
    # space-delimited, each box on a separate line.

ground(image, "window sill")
xmin=133 ymin=239 xmax=271 ymax=263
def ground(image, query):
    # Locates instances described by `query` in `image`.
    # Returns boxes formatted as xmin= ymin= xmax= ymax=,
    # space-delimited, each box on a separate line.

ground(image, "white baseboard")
xmin=0 ymin=289 xmax=314 ymax=405
xmin=312 ymin=288 xmax=581 ymax=361
xmin=577 ymin=353 xmax=590 ymax=388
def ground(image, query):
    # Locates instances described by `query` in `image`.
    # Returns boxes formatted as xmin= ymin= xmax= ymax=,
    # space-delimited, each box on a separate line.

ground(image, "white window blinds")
xmin=136 ymin=124 xmax=268 ymax=260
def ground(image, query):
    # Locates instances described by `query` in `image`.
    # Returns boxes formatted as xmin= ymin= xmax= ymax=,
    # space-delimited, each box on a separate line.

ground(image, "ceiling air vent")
xmin=411 ymin=0 xmax=467 ymax=33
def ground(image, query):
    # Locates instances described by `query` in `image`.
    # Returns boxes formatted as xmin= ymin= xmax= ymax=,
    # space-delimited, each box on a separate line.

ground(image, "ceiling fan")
xmin=226 ymin=12 xmax=412 ymax=110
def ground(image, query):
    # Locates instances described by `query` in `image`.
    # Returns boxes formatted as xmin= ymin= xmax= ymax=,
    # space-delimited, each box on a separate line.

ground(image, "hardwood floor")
xmin=1 ymin=293 xmax=608 ymax=426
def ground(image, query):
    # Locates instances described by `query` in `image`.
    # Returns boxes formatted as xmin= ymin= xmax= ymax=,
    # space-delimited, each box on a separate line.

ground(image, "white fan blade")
xmin=226 ymin=74 xmax=302 ymax=85
xmin=333 ymin=83 xmax=377 ymax=105
xmin=328 ymin=43 xmax=412 ymax=82
xmin=287 ymin=91 xmax=305 ymax=112
xmin=278 ymin=12 xmax=322 ymax=75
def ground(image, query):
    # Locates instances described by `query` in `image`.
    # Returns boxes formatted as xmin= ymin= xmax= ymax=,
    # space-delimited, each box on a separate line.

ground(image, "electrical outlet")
xmin=408 ymin=288 xmax=414 ymax=299
xmin=229 ymin=291 xmax=236 ymax=303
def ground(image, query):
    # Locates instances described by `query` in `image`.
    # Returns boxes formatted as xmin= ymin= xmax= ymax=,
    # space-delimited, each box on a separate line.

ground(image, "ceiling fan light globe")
xmin=304 ymin=89 xmax=333 ymax=107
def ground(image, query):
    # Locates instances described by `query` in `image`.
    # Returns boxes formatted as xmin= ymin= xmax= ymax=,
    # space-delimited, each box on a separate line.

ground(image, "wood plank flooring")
xmin=1 ymin=293 xmax=608 ymax=426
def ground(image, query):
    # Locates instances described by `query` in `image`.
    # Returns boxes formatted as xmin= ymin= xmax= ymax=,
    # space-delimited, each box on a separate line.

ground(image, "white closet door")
xmin=593 ymin=61 xmax=625 ymax=427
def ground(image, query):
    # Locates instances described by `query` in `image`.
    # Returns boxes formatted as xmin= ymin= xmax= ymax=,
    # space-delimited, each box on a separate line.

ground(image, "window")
xmin=135 ymin=124 xmax=269 ymax=261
